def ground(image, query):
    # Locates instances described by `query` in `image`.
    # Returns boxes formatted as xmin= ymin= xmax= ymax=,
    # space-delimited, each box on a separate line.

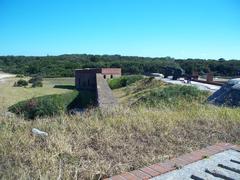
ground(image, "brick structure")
xmin=75 ymin=68 xmax=121 ymax=90
xmin=106 ymin=143 xmax=240 ymax=180
xmin=75 ymin=68 xmax=121 ymax=110
xmin=192 ymin=71 xmax=199 ymax=80
xmin=207 ymin=72 xmax=214 ymax=82
xmin=101 ymin=68 xmax=122 ymax=79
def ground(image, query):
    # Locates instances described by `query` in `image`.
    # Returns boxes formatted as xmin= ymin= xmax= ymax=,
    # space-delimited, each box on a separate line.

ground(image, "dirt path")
xmin=0 ymin=72 xmax=15 ymax=84
xmin=0 ymin=72 xmax=15 ymax=85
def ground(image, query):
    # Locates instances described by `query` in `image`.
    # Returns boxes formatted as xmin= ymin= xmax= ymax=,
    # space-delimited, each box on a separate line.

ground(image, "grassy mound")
xmin=108 ymin=75 xmax=144 ymax=89
xmin=112 ymin=77 xmax=210 ymax=107
xmin=8 ymin=91 xmax=96 ymax=119
xmin=137 ymin=85 xmax=210 ymax=106
xmin=124 ymin=77 xmax=166 ymax=95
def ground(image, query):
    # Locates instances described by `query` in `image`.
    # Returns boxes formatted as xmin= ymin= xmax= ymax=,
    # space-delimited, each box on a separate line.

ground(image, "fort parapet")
xmin=75 ymin=68 xmax=121 ymax=109
xmin=75 ymin=68 xmax=121 ymax=91
xmin=96 ymin=74 xmax=118 ymax=109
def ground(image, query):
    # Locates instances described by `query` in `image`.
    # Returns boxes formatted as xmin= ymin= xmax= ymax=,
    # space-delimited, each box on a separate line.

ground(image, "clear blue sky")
xmin=0 ymin=0 xmax=239 ymax=59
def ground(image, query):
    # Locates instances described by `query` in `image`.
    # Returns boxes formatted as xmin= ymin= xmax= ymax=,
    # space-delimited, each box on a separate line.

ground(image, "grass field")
xmin=0 ymin=78 xmax=240 ymax=179
xmin=0 ymin=77 xmax=74 ymax=111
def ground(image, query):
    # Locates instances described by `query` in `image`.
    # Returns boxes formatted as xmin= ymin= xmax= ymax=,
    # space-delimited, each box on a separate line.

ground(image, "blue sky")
xmin=0 ymin=0 xmax=239 ymax=59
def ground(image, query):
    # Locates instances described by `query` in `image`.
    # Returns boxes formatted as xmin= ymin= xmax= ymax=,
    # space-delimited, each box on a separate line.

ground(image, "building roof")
xmin=75 ymin=68 xmax=121 ymax=74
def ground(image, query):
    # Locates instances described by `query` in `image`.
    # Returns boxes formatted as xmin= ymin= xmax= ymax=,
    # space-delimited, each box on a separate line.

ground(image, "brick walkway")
xmin=105 ymin=143 xmax=240 ymax=180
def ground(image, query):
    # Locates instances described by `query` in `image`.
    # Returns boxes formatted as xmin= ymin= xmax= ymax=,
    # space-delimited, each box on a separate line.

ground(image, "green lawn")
xmin=0 ymin=77 xmax=75 ymax=111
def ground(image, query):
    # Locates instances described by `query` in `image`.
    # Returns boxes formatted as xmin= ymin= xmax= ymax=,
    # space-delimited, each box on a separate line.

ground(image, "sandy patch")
xmin=0 ymin=72 xmax=15 ymax=83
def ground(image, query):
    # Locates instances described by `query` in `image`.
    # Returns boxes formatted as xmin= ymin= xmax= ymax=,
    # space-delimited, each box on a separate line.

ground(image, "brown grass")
xmin=0 ymin=103 xmax=240 ymax=179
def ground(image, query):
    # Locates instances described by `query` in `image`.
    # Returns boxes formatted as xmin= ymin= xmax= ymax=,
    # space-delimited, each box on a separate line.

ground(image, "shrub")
xmin=16 ymin=74 xmax=24 ymax=78
xmin=137 ymin=85 xmax=210 ymax=106
xmin=108 ymin=75 xmax=144 ymax=89
xmin=8 ymin=91 xmax=96 ymax=119
xmin=29 ymin=75 xmax=43 ymax=88
xmin=9 ymin=92 xmax=79 ymax=119
xmin=14 ymin=79 xmax=28 ymax=87
xmin=28 ymin=75 xmax=43 ymax=83
xmin=32 ymin=81 xmax=43 ymax=87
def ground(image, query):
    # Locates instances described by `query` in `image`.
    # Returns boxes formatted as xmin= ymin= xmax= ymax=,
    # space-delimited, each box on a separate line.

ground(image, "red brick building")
xmin=75 ymin=68 xmax=121 ymax=90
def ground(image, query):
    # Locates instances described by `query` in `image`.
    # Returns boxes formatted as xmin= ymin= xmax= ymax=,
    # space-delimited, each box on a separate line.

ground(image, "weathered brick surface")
xmin=105 ymin=143 xmax=238 ymax=180
xmin=216 ymin=142 xmax=234 ymax=149
xmin=171 ymin=157 xmax=190 ymax=167
xmin=140 ymin=167 xmax=161 ymax=177
xmin=157 ymin=161 xmax=175 ymax=172
xmin=177 ymin=152 xmax=202 ymax=164
xmin=75 ymin=68 xmax=121 ymax=103
xmin=120 ymin=172 xmax=139 ymax=180
xmin=130 ymin=170 xmax=151 ymax=179
xmin=149 ymin=163 xmax=173 ymax=174
xmin=101 ymin=68 xmax=122 ymax=75
xmin=110 ymin=175 xmax=126 ymax=180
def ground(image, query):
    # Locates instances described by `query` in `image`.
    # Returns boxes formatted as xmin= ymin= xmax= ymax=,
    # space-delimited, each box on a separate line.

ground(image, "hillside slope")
xmin=113 ymin=78 xmax=210 ymax=106
xmin=0 ymin=78 xmax=240 ymax=179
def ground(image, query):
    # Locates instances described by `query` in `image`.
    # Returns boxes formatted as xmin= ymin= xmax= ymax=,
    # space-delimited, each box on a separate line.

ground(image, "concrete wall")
xmin=96 ymin=73 xmax=117 ymax=109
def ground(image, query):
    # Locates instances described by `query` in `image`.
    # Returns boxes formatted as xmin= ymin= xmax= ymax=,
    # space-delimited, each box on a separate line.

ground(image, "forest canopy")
xmin=0 ymin=54 xmax=239 ymax=77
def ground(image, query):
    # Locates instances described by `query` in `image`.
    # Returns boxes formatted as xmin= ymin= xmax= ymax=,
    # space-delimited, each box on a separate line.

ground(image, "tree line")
xmin=0 ymin=54 xmax=239 ymax=77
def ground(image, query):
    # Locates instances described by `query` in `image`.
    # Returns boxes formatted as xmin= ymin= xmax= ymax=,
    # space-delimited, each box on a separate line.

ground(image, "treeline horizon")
xmin=0 ymin=54 xmax=240 ymax=77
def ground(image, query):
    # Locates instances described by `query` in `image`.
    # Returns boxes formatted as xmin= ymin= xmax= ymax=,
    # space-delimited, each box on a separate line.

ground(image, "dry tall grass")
xmin=1 ymin=103 xmax=240 ymax=179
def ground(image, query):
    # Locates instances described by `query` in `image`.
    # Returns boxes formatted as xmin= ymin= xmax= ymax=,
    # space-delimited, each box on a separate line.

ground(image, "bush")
xmin=9 ymin=92 xmax=79 ymax=119
xmin=108 ymin=75 xmax=144 ymax=89
xmin=138 ymin=85 xmax=210 ymax=106
xmin=28 ymin=75 xmax=43 ymax=83
xmin=8 ymin=91 xmax=96 ymax=119
xmin=32 ymin=81 xmax=43 ymax=87
xmin=14 ymin=79 xmax=28 ymax=87
xmin=29 ymin=75 xmax=43 ymax=88
xmin=16 ymin=74 xmax=24 ymax=78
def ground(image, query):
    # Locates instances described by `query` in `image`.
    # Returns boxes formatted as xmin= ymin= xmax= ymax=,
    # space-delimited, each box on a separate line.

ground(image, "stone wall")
xmin=96 ymin=73 xmax=118 ymax=110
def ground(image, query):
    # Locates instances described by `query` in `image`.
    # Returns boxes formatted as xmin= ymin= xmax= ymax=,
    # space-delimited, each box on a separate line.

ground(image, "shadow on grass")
xmin=9 ymin=90 xmax=97 ymax=119
xmin=54 ymin=85 xmax=75 ymax=90
xmin=67 ymin=90 xmax=97 ymax=110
